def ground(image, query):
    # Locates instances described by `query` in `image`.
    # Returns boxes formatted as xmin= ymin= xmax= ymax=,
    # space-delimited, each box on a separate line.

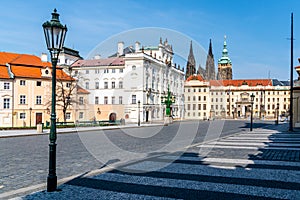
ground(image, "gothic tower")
xmin=205 ymin=39 xmax=216 ymax=80
xmin=217 ymin=36 xmax=232 ymax=80
xmin=186 ymin=41 xmax=196 ymax=79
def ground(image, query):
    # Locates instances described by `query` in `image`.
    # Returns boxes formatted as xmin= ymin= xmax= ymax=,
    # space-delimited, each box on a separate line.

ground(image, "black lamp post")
xmin=250 ymin=93 xmax=255 ymax=131
xmin=138 ymin=100 xmax=141 ymax=126
xmin=42 ymin=9 xmax=67 ymax=192
xmin=29 ymin=107 xmax=32 ymax=127
xmin=276 ymin=103 xmax=279 ymax=125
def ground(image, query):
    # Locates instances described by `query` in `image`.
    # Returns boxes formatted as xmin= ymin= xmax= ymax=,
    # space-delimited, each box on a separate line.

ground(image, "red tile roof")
xmin=0 ymin=65 xmax=10 ymax=79
xmin=186 ymin=74 xmax=205 ymax=82
xmin=210 ymin=79 xmax=272 ymax=87
xmin=71 ymin=57 xmax=124 ymax=67
xmin=77 ymin=85 xmax=90 ymax=94
xmin=0 ymin=52 xmax=72 ymax=81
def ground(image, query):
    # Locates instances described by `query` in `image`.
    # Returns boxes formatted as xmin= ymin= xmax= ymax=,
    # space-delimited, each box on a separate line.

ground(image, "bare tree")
xmin=45 ymin=67 xmax=78 ymax=123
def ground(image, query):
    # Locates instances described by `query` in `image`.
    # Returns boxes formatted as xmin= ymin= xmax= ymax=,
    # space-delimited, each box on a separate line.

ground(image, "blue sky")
xmin=0 ymin=0 xmax=299 ymax=80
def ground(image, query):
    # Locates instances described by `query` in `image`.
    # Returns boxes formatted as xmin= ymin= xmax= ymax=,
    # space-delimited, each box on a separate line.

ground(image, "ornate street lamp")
xmin=42 ymin=9 xmax=67 ymax=192
xmin=250 ymin=93 xmax=255 ymax=131
xmin=138 ymin=100 xmax=141 ymax=126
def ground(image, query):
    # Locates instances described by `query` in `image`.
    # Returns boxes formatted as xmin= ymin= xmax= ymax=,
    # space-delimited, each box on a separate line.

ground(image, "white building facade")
xmin=72 ymin=38 xmax=185 ymax=123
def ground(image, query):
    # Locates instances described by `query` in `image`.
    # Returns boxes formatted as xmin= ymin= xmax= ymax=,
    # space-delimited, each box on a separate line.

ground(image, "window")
xmin=4 ymin=82 xmax=10 ymax=89
xmin=211 ymin=98 xmax=214 ymax=102
xmin=36 ymin=81 xmax=42 ymax=86
xmin=132 ymin=95 xmax=137 ymax=104
xmin=104 ymin=82 xmax=108 ymax=89
xmin=203 ymin=104 xmax=207 ymax=110
xmin=86 ymin=70 xmax=89 ymax=74
xmin=119 ymin=96 xmax=123 ymax=104
xmin=119 ymin=68 xmax=123 ymax=73
xmin=187 ymin=104 xmax=190 ymax=110
xmin=132 ymin=65 xmax=136 ymax=70
xmin=112 ymin=96 xmax=115 ymax=104
xmin=95 ymin=82 xmax=99 ymax=89
xmin=112 ymin=81 xmax=115 ymax=89
xmin=204 ymin=96 xmax=206 ymax=101
xmin=36 ymin=96 xmax=42 ymax=105
xmin=79 ymin=97 xmax=84 ymax=105
xmin=198 ymin=88 xmax=201 ymax=92
xmin=20 ymin=113 xmax=26 ymax=119
xmin=188 ymin=89 xmax=190 ymax=92
xmin=79 ymin=112 xmax=84 ymax=119
xmin=193 ymin=96 xmax=196 ymax=101
xmin=3 ymin=98 xmax=10 ymax=109
xmin=66 ymin=112 xmax=71 ymax=120
xmin=198 ymin=104 xmax=201 ymax=110
xmin=193 ymin=104 xmax=196 ymax=110
xmin=95 ymin=96 xmax=99 ymax=104
xmin=204 ymin=89 xmax=206 ymax=92
xmin=20 ymin=95 xmax=26 ymax=104
xmin=20 ymin=80 xmax=26 ymax=86
xmin=66 ymin=83 xmax=71 ymax=88
xmin=104 ymin=69 xmax=109 ymax=73
xmin=188 ymin=96 xmax=190 ymax=101
xmin=85 ymin=82 xmax=89 ymax=89
xmin=112 ymin=69 xmax=116 ymax=73
xmin=104 ymin=96 xmax=108 ymax=104
xmin=193 ymin=89 xmax=196 ymax=92
xmin=198 ymin=96 xmax=201 ymax=101
xmin=119 ymin=81 xmax=123 ymax=89
xmin=95 ymin=69 xmax=100 ymax=74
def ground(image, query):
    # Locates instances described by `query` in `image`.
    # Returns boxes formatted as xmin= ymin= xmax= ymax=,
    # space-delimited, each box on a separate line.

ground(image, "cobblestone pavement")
xmin=13 ymin=123 xmax=300 ymax=200
xmin=1 ymin=120 xmax=256 ymax=199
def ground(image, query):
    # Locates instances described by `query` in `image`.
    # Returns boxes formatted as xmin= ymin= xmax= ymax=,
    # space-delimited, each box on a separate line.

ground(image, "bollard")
xmin=37 ymin=124 xmax=43 ymax=133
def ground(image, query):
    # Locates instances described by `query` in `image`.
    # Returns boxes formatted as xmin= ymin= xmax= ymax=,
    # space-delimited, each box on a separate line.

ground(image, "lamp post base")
xmin=164 ymin=117 xmax=173 ymax=126
xmin=47 ymin=175 xmax=57 ymax=192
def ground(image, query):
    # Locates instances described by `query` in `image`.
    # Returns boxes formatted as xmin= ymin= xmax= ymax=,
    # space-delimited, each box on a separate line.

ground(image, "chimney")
xmin=94 ymin=54 xmax=101 ymax=59
xmin=117 ymin=41 xmax=124 ymax=56
xmin=41 ymin=53 xmax=48 ymax=62
xmin=135 ymin=41 xmax=140 ymax=52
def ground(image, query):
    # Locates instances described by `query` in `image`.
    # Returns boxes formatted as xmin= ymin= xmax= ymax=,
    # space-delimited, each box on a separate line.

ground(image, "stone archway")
xmin=109 ymin=113 xmax=116 ymax=122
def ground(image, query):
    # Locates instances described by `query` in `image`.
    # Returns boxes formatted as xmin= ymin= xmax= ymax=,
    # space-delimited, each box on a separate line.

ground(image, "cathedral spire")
xmin=205 ymin=39 xmax=216 ymax=80
xmin=186 ymin=40 xmax=196 ymax=79
xmin=218 ymin=35 xmax=231 ymax=64
xmin=208 ymin=39 xmax=213 ymax=56
xmin=217 ymin=35 xmax=232 ymax=80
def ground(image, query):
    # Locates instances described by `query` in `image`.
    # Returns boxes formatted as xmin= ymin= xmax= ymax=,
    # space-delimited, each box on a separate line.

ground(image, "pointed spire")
xmin=205 ymin=39 xmax=216 ymax=80
xmin=218 ymin=35 xmax=231 ymax=65
xmin=222 ymin=35 xmax=228 ymax=57
xmin=186 ymin=40 xmax=196 ymax=79
xmin=208 ymin=39 xmax=213 ymax=57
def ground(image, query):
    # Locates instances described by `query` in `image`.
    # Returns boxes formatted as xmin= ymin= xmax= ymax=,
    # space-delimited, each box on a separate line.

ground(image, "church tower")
xmin=186 ymin=41 xmax=196 ymax=79
xmin=217 ymin=36 xmax=232 ymax=80
xmin=205 ymin=39 xmax=216 ymax=80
